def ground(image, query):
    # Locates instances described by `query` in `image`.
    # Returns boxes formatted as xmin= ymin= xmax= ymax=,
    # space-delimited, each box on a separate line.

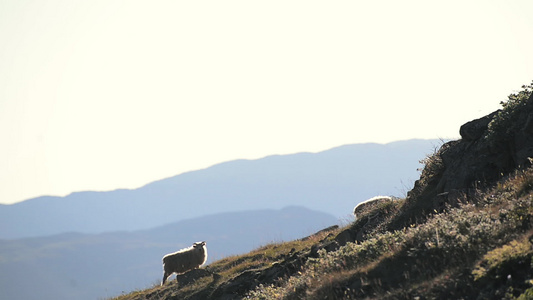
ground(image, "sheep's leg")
xmin=162 ymin=272 xmax=169 ymax=286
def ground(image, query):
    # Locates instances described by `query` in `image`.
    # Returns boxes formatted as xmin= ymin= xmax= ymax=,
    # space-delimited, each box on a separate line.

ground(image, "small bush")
xmin=417 ymin=150 xmax=444 ymax=186
xmin=487 ymin=81 xmax=533 ymax=139
xmin=517 ymin=287 xmax=533 ymax=300
xmin=472 ymin=236 xmax=533 ymax=281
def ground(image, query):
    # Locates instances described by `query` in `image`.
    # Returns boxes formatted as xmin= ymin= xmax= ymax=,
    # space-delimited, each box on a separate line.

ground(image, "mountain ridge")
xmin=0 ymin=139 xmax=439 ymax=239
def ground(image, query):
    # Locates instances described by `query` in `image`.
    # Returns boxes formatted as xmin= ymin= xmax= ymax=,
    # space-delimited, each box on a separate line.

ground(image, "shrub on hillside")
xmin=487 ymin=81 xmax=533 ymax=139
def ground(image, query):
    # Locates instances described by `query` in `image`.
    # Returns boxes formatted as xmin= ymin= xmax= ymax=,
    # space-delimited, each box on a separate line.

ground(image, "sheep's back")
xmin=353 ymin=196 xmax=393 ymax=218
xmin=163 ymin=247 xmax=206 ymax=274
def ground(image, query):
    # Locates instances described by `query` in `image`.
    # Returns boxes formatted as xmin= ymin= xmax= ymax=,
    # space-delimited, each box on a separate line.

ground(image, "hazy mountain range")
xmin=0 ymin=139 xmax=440 ymax=239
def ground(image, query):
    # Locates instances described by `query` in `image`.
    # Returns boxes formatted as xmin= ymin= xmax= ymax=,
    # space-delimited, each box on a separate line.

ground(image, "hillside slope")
xmin=0 ymin=139 xmax=436 ymax=239
xmin=113 ymin=82 xmax=533 ymax=299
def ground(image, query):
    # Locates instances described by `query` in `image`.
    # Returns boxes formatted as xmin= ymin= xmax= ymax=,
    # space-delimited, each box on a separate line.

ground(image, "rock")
xmin=459 ymin=110 xmax=499 ymax=141
xmin=210 ymin=233 xmax=340 ymax=298
xmin=175 ymin=268 xmax=213 ymax=286
xmin=334 ymin=228 xmax=355 ymax=246
xmin=213 ymin=269 xmax=259 ymax=297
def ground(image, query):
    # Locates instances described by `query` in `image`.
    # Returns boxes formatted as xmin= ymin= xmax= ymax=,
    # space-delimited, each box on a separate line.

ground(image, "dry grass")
xmin=249 ymin=166 xmax=533 ymax=299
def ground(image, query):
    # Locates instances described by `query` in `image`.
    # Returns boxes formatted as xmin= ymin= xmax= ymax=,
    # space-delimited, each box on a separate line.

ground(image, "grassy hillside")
xmin=113 ymin=82 xmax=533 ymax=300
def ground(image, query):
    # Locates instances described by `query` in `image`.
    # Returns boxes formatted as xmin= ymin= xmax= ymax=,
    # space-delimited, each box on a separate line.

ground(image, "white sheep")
xmin=161 ymin=241 xmax=208 ymax=285
xmin=353 ymin=196 xmax=393 ymax=220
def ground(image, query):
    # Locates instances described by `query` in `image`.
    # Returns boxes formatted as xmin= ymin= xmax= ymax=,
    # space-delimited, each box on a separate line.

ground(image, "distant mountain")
xmin=0 ymin=206 xmax=337 ymax=300
xmin=0 ymin=139 xmax=440 ymax=239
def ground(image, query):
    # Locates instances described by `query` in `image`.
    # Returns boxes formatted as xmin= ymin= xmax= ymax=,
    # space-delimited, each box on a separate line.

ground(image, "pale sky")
xmin=1 ymin=0 xmax=532 ymax=205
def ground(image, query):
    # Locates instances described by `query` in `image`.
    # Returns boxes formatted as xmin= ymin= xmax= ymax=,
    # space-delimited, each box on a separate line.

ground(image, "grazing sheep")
xmin=353 ymin=196 xmax=393 ymax=220
xmin=161 ymin=241 xmax=208 ymax=285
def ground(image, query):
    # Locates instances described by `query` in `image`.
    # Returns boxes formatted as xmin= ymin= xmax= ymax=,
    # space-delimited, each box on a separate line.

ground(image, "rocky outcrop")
xmin=459 ymin=111 xmax=500 ymax=141
xmin=393 ymin=91 xmax=533 ymax=228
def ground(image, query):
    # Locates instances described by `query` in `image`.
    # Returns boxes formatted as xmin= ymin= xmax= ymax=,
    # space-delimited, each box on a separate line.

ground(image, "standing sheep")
xmin=353 ymin=196 xmax=393 ymax=220
xmin=161 ymin=241 xmax=208 ymax=285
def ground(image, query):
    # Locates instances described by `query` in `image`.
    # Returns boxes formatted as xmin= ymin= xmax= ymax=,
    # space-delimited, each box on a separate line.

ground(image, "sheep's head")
xmin=193 ymin=241 xmax=206 ymax=249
